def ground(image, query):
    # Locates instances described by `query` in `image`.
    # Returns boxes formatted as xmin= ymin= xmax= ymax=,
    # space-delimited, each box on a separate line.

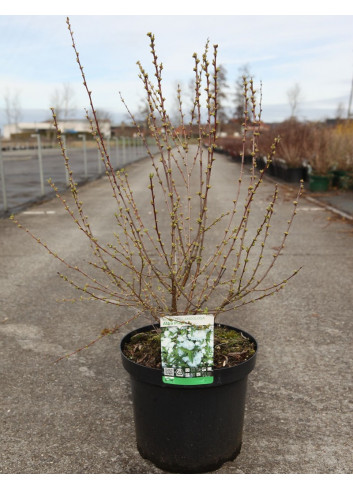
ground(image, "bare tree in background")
xmin=135 ymin=98 xmax=151 ymax=132
xmin=85 ymin=108 xmax=113 ymax=139
xmin=4 ymin=88 xmax=22 ymax=128
xmin=335 ymin=102 xmax=345 ymax=120
xmin=213 ymin=64 xmax=229 ymax=130
xmin=347 ymin=69 xmax=353 ymax=118
xmin=50 ymin=82 xmax=76 ymax=120
xmin=233 ymin=64 xmax=253 ymax=121
xmin=92 ymin=109 xmax=113 ymax=124
xmin=188 ymin=78 xmax=196 ymax=118
xmin=287 ymin=83 xmax=302 ymax=119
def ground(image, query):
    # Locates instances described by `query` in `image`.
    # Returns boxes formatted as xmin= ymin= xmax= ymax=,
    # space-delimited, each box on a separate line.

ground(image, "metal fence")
xmin=0 ymin=135 xmax=159 ymax=215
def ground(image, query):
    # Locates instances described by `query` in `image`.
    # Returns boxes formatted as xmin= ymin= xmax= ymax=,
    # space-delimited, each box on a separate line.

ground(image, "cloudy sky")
xmin=1 ymin=3 xmax=353 ymax=130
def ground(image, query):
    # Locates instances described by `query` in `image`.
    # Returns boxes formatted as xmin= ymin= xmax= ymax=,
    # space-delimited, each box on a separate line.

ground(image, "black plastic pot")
xmin=256 ymin=157 xmax=267 ymax=171
xmin=283 ymin=166 xmax=306 ymax=183
xmin=120 ymin=324 xmax=257 ymax=473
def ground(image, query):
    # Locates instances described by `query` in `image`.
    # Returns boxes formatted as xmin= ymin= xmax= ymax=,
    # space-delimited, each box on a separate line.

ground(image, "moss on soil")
xmin=122 ymin=325 xmax=256 ymax=369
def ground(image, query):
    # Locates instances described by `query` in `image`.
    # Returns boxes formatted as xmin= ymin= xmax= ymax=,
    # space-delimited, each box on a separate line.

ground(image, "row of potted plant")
xmin=326 ymin=121 xmax=353 ymax=190
xmin=217 ymin=119 xmax=353 ymax=192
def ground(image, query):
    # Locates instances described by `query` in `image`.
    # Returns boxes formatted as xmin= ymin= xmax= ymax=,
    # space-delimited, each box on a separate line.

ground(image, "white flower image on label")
xmin=189 ymin=329 xmax=208 ymax=341
xmin=178 ymin=338 xmax=195 ymax=351
xmin=160 ymin=315 xmax=214 ymax=384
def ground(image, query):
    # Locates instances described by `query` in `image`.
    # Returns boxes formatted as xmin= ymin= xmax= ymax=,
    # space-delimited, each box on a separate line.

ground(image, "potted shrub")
xmin=305 ymin=123 xmax=333 ymax=191
xmin=330 ymin=122 xmax=353 ymax=189
xmin=11 ymin=18 xmax=303 ymax=473
xmin=262 ymin=119 xmax=309 ymax=183
xmin=277 ymin=119 xmax=310 ymax=182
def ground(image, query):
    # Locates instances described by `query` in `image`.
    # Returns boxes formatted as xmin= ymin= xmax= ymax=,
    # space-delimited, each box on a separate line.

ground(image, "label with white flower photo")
xmin=160 ymin=315 xmax=214 ymax=385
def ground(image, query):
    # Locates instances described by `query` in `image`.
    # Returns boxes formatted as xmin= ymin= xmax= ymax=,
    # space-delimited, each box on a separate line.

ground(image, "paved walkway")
xmin=0 ymin=148 xmax=352 ymax=473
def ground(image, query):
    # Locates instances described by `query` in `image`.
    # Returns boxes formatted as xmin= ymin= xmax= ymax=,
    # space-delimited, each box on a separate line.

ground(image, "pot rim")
xmin=120 ymin=323 xmax=257 ymax=388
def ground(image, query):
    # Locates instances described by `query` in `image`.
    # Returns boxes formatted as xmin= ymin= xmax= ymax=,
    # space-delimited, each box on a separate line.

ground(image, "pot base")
xmin=137 ymin=442 xmax=242 ymax=474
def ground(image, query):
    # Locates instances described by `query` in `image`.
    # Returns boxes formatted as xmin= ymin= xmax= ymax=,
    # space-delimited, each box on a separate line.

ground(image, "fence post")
xmin=62 ymin=134 xmax=70 ymax=186
xmin=97 ymin=148 xmax=102 ymax=175
xmin=106 ymin=135 xmax=111 ymax=166
xmin=122 ymin=137 xmax=126 ymax=165
xmin=79 ymin=134 xmax=88 ymax=179
xmin=0 ymin=136 xmax=8 ymax=212
xmin=34 ymin=133 xmax=45 ymax=196
xmin=114 ymin=137 xmax=119 ymax=169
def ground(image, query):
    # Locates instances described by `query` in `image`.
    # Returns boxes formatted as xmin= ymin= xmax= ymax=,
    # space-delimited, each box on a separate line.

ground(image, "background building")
xmin=2 ymin=119 xmax=111 ymax=140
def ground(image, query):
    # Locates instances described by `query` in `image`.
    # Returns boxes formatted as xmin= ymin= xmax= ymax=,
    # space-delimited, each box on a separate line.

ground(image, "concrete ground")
xmin=0 ymin=147 xmax=352 ymax=474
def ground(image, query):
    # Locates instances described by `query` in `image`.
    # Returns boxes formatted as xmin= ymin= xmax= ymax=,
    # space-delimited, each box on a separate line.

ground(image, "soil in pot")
xmin=122 ymin=325 xmax=256 ymax=369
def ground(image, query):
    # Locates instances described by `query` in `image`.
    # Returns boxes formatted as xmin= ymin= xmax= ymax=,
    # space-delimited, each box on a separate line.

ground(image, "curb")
xmin=303 ymin=195 xmax=353 ymax=222
xmin=262 ymin=173 xmax=353 ymax=223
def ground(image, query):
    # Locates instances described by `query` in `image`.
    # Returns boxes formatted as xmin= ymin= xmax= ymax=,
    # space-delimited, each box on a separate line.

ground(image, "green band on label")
xmin=162 ymin=376 xmax=214 ymax=385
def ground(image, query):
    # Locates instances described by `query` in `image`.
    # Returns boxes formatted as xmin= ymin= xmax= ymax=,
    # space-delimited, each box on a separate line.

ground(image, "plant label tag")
xmin=160 ymin=315 xmax=214 ymax=385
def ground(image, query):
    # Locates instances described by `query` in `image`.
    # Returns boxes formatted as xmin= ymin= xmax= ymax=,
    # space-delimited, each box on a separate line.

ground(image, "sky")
xmin=1 ymin=3 xmax=353 ymax=131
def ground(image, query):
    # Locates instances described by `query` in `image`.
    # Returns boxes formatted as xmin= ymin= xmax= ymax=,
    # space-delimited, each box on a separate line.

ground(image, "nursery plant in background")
xmin=329 ymin=121 xmax=353 ymax=189
xmin=263 ymin=119 xmax=310 ymax=183
xmin=304 ymin=123 xmax=334 ymax=192
xmin=11 ymin=18 xmax=303 ymax=473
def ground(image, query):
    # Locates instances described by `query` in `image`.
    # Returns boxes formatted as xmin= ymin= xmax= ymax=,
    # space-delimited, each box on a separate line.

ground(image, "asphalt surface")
xmin=0 ymin=147 xmax=352 ymax=474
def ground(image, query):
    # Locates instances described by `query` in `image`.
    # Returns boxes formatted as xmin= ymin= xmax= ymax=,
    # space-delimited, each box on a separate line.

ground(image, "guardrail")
xmin=0 ymin=135 xmax=159 ymax=215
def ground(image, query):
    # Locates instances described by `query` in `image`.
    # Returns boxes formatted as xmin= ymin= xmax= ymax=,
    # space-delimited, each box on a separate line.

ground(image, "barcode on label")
xmin=164 ymin=367 xmax=175 ymax=377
